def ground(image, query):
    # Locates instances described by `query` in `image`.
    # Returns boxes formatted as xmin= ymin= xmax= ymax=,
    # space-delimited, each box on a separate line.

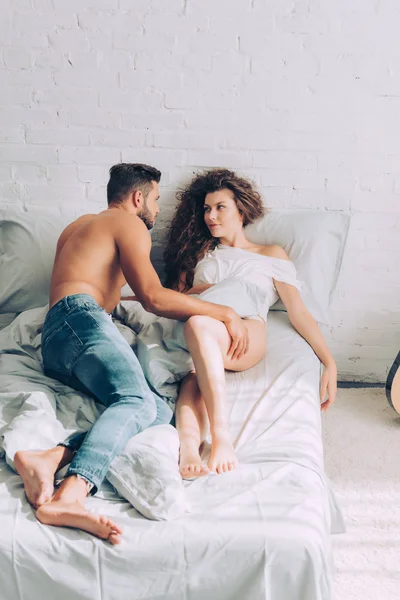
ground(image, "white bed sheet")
xmin=0 ymin=309 xmax=344 ymax=600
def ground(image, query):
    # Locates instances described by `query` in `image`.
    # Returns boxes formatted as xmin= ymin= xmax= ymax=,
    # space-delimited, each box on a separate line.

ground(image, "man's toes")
xmin=113 ymin=523 xmax=123 ymax=535
xmin=105 ymin=519 xmax=122 ymax=535
xmin=108 ymin=532 xmax=121 ymax=545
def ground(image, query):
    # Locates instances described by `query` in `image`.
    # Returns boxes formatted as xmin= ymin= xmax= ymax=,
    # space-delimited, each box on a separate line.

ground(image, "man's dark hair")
xmin=107 ymin=163 xmax=161 ymax=205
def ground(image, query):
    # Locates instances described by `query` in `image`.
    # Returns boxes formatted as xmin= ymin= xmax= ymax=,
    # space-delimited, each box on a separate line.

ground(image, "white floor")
xmin=322 ymin=387 xmax=400 ymax=600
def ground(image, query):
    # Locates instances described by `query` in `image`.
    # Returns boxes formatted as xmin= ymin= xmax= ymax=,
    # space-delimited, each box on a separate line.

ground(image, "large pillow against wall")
xmin=0 ymin=210 xmax=79 ymax=313
xmin=245 ymin=210 xmax=351 ymax=325
xmin=0 ymin=209 xmax=350 ymax=324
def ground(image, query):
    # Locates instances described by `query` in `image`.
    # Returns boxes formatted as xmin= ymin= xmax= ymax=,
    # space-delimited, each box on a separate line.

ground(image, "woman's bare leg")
xmin=183 ymin=316 xmax=266 ymax=473
xmin=175 ymin=372 xmax=210 ymax=479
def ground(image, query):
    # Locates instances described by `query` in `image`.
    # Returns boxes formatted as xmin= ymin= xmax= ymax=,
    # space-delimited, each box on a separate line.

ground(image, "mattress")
xmin=0 ymin=308 xmax=344 ymax=600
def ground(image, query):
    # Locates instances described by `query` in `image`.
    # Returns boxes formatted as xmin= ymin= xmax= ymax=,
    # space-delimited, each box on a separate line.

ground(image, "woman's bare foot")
xmin=14 ymin=447 xmax=73 ymax=509
xmin=36 ymin=502 xmax=122 ymax=545
xmin=179 ymin=441 xmax=209 ymax=479
xmin=208 ymin=431 xmax=238 ymax=474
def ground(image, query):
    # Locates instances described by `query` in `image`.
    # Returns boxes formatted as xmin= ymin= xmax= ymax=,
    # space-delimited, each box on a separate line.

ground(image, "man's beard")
xmin=138 ymin=200 xmax=155 ymax=230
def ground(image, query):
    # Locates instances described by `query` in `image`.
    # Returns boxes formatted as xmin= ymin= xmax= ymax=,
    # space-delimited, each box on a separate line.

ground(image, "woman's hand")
xmin=320 ymin=363 xmax=337 ymax=411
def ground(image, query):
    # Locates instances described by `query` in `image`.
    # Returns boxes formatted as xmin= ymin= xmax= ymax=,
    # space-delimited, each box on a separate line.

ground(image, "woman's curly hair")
xmin=164 ymin=168 xmax=266 ymax=291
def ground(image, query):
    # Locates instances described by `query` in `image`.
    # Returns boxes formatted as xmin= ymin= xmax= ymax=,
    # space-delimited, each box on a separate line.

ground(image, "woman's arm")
xmin=176 ymin=271 xmax=215 ymax=295
xmin=271 ymin=248 xmax=337 ymax=411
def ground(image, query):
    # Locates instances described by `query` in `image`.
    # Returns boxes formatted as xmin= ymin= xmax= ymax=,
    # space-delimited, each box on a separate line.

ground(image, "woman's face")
xmin=203 ymin=189 xmax=243 ymax=237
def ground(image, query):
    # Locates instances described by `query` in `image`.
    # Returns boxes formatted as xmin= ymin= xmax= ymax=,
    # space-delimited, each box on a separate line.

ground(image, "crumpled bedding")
xmin=0 ymin=306 xmax=344 ymax=600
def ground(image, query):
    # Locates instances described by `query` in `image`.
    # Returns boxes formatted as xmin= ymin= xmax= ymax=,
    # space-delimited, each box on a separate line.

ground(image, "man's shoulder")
xmin=71 ymin=210 xmax=142 ymax=232
xmin=70 ymin=213 xmax=98 ymax=226
xmin=98 ymin=209 xmax=143 ymax=227
xmin=59 ymin=213 xmax=96 ymax=238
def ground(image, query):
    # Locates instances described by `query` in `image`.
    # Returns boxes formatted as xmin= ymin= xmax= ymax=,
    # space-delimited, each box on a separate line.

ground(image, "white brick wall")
xmin=1 ymin=0 xmax=399 ymax=382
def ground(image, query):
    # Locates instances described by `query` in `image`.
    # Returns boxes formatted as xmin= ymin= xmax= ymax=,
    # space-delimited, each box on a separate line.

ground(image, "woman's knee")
xmin=184 ymin=315 xmax=214 ymax=337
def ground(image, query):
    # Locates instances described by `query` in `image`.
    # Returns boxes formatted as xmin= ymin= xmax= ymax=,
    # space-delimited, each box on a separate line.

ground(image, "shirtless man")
xmin=13 ymin=163 xmax=249 ymax=545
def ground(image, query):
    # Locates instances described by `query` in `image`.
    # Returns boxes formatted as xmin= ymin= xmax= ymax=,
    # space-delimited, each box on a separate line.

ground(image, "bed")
xmin=0 ymin=208 xmax=349 ymax=600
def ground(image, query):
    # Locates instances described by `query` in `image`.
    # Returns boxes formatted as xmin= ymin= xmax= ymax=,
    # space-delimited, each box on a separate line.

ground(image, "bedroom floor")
xmin=322 ymin=387 xmax=400 ymax=600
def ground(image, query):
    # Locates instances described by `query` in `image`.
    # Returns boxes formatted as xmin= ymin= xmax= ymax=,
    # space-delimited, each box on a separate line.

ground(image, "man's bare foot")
xmin=179 ymin=441 xmax=209 ymax=479
xmin=14 ymin=447 xmax=73 ymax=509
xmin=35 ymin=475 xmax=123 ymax=544
xmin=208 ymin=431 xmax=238 ymax=474
xmin=36 ymin=502 xmax=122 ymax=545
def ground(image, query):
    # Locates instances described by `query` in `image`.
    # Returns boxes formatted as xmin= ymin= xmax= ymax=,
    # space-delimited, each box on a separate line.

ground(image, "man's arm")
xmin=114 ymin=215 xmax=249 ymax=357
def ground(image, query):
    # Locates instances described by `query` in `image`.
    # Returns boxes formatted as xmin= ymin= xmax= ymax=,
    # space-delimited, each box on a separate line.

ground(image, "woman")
xmin=164 ymin=168 xmax=337 ymax=479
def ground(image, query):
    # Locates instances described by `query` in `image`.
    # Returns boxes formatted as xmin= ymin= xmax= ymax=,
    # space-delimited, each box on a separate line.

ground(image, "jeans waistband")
xmin=47 ymin=294 xmax=104 ymax=319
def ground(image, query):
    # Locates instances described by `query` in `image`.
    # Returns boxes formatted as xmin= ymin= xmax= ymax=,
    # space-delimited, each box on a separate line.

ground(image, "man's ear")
xmin=131 ymin=189 xmax=143 ymax=208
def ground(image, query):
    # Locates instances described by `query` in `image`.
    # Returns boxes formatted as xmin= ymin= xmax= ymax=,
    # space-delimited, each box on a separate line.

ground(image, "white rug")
xmin=322 ymin=387 xmax=400 ymax=600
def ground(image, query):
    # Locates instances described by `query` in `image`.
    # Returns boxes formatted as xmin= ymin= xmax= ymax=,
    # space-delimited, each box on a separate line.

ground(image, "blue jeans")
xmin=41 ymin=294 xmax=172 ymax=493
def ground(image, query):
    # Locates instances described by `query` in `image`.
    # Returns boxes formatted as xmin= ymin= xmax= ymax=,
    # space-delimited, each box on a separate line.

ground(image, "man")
xmin=14 ymin=163 xmax=249 ymax=544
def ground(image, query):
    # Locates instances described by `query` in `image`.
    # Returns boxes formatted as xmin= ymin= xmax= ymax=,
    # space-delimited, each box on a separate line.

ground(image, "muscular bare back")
xmin=50 ymin=209 xmax=142 ymax=313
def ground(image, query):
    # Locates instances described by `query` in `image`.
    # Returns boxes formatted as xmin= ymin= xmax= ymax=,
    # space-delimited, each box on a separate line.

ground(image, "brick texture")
xmin=0 ymin=0 xmax=399 ymax=382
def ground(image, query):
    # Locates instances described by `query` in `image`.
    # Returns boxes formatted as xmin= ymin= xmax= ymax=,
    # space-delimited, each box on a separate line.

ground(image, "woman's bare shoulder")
xmin=258 ymin=244 xmax=289 ymax=261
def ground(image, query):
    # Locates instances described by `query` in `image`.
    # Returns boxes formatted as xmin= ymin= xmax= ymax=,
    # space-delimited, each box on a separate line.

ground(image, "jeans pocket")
xmin=42 ymin=321 xmax=83 ymax=375
xmin=79 ymin=300 xmax=104 ymax=312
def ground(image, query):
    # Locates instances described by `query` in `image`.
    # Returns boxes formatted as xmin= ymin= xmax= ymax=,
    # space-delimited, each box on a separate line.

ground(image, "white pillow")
xmin=0 ymin=209 xmax=155 ymax=314
xmin=107 ymin=424 xmax=189 ymax=521
xmin=245 ymin=210 xmax=350 ymax=325
xmin=0 ymin=210 xmax=79 ymax=313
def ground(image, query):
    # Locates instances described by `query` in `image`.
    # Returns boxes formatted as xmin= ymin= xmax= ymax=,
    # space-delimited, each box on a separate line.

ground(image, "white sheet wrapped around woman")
xmin=118 ymin=248 xmax=303 ymax=403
